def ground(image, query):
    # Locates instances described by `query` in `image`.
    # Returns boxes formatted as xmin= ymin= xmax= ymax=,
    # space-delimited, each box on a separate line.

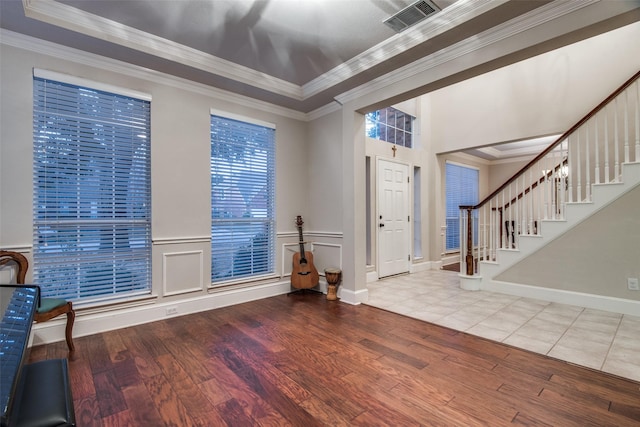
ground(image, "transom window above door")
xmin=365 ymin=107 xmax=415 ymax=148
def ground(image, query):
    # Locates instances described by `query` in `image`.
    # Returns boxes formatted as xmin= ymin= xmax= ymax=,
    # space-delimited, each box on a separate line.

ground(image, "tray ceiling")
xmin=1 ymin=0 xmax=638 ymax=114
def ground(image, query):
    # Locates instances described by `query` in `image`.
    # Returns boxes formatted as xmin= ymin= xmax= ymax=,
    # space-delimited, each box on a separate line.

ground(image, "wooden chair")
xmin=0 ymin=250 xmax=75 ymax=353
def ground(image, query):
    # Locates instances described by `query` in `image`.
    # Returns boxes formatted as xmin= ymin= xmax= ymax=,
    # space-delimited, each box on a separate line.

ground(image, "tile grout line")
xmin=543 ymin=306 xmax=585 ymax=357
xmin=497 ymin=297 xmax=548 ymax=345
xmin=599 ymin=314 xmax=624 ymax=371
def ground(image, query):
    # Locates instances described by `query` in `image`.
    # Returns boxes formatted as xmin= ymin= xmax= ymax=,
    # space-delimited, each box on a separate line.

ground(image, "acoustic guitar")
xmin=291 ymin=216 xmax=319 ymax=289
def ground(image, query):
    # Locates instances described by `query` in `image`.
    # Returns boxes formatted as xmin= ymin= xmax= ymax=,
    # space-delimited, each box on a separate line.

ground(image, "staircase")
xmin=458 ymin=71 xmax=640 ymax=316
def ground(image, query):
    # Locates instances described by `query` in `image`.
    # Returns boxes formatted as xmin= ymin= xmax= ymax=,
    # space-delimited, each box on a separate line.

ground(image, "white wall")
xmin=427 ymin=23 xmax=640 ymax=154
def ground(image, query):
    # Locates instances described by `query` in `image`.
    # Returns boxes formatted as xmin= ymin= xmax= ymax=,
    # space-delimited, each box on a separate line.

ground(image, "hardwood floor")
xmin=28 ymin=294 xmax=640 ymax=426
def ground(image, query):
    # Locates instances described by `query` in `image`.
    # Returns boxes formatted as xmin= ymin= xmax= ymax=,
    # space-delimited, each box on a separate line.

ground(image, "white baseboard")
xmin=485 ymin=279 xmax=640 ymax=316
xmin=339 ymin=287 xmax=368 ymax=305
xmin=366 ymin=261 xmax=436 ymax=283
xmin=366 ymin=270 xmax=378 ymax=283
xmin=441 ymin=254 xmax=459 ymax=266
xmin=410 ymin=261 xmax=434 ymax=273
xmin=31 ymin=279 xmax=294 ymax=346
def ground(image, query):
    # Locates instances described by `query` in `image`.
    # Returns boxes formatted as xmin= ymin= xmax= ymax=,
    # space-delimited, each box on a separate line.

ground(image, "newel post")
xmin=465 ymin=207 xmax=474 ymax=276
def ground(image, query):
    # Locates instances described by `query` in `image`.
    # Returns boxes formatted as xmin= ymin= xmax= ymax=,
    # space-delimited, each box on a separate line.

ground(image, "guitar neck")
xmin=298 ymin=227 xmax=306 ymax=256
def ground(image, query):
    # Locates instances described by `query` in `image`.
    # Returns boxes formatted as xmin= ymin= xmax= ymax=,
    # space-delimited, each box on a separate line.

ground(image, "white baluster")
xmin=543 ymin=158 xmax=548 ymax=220
xmin=547 ymin=151 xmax=556 ymax=219
xmin=567 ymin=135 xmax=573 ymax=204
xmin=576 ymin=130 xmax=581 ymax=203
xmin=563 ymin=140 xmax=568 ymax=216
xmin=459 ymin=211 xmax=465 ymax=272
xmin=528 ymin=168 xmax=534 ymax=235
xmin=482 ymin=204 xmax=487 ymax=262
xmin=551 ymin=151 xmax=556 ymax=220
xmin=508 ymin=183 xmax=512 ymax=248
xmin=586 ymin=119 xmax=591 ymax=201
xmin=489 ymin=199 xmax=494 ymax=261
xmin=636 ymin=80 xmax=640 ymax=162
xmin=595 ymin=115 xmax=600 ymax=185
xmin=614 ymin=98 xmax=620 ymax=182
xmin=493 ymin=200 xmax=497 ymax=259
xmin=624 ymin=89 xmax=630 ymax=164
xmin=502 ymin=190 xmax=507 ymax=248
xmin=604 ymin=106 xmax=610 ymax=183
xmin=520 ymin=173 xmax=529 ymax=234
xmin=537 ymin=159 xmax=542 ymax=225
xmin=555 ymin=147 xmax=560 ymax=218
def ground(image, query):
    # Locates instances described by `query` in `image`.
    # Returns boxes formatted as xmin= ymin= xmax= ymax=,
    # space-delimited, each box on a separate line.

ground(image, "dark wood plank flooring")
xmin=28 ymin=293 xmax=640 ymax=426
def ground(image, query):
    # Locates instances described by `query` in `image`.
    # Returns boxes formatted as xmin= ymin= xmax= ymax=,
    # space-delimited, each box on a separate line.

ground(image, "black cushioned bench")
xmin=9 ymin=359 xmax=76 ymax=427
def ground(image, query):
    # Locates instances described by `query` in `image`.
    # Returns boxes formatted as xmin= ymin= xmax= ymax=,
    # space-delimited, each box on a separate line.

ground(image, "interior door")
xmin=377 ymin=158 xmax=410 ymax=278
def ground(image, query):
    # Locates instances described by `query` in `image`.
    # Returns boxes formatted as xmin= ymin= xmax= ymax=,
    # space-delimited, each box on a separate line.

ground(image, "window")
xmin=413 ymin=166 xmax=422 ymax=259
xmin=210 ymin=114 xmax=276 ymax=284
xmin=33 ymin=74 xmax=151 ymax=303
xmin=445 ymin=162 xmax=479 ymax=252
xmin=365 ymin=106 xmax=414 ymax=148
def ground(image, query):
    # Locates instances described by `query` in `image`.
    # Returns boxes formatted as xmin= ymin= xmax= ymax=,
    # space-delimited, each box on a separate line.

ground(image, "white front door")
xmin=377 ymin=158 xmax=410 ymax=278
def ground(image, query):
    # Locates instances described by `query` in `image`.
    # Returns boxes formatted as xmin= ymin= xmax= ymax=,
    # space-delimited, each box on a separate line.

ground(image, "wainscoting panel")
xmin=281 ymin=241 xmax=342 ymax=278
xmin=311 ymin=242 xmax=342 ymax=275
xmin=0 ymin=267 xmax=16 ymax=284
xmin=281 ymin=243 xmax=298 ymax=277
xmin=162 ymin=250 xmax=204 ymax=296
xmin=0 ymin=247 xmax=31 ymax=283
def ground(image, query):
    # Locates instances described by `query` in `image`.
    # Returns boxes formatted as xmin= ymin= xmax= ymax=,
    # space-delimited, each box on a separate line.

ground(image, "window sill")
xmin=208 ymin=274 xmax=282 ymax=293
xmin=73 ymin=293 xmax=158 ymax=315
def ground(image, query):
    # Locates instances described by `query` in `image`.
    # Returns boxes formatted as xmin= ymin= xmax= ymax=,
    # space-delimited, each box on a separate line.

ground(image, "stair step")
xmin=479 ymin=163 xmax=640 ymax=280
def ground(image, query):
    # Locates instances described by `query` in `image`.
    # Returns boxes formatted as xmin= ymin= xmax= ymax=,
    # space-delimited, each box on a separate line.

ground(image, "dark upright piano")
xmin=1 ymin=285 xmax=75 ymax=427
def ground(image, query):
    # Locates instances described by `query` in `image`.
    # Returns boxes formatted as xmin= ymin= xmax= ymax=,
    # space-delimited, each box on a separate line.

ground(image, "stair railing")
xmin=460 ymin=70 xmax=640 ymax=276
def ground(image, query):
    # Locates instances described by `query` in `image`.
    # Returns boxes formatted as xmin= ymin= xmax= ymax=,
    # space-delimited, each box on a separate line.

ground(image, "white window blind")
xmin=33 ymin=77 xmax=151 ymax=303
xmin=445 ymin=162 xmax=479 ymax=251
xmin=210 ymin=114 xmax=276 ymax=284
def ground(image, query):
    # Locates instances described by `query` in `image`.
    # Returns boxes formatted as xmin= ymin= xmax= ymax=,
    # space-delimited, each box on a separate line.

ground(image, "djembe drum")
xmin=324 ymin=267 xmax=341 ymax=301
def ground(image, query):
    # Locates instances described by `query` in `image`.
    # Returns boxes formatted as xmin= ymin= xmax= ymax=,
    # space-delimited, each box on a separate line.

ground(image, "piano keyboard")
xmin=0 ymin=285 xmax=39 ymax=422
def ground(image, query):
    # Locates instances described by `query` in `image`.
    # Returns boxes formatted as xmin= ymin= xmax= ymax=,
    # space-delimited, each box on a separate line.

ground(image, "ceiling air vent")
xmin=384 ymin=0 xmax=440 ymax=33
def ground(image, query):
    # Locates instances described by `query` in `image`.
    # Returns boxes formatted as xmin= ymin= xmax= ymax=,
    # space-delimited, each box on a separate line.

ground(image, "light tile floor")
xmin=365 ymin=269 xmax=640 ymax=382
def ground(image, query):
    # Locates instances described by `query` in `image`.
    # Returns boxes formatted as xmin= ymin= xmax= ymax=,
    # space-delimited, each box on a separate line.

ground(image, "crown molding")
xmin=7 ymin=0 xmax=615 ymax=122
xmin=22 ymin=0 xmax=303 ymax=100
xmin=442 ymin=147 xmax=538 ymax=166
xmin=0 ymin=29 xmax=308 ymax=122
xmin=334 ymin=0 xmax=600 ymax=107
xmin=306 ymin=101 xmax=343 ymax=122
xmin=488 ymin=154 xmax=538 ymax=166
xmin=444 ymin=151 xmax=491 ymax=166
xmin=302 ymin=0 xmax=505 ymax=99
xmin=22 ymin=0 xmax=506 ymax=104
xmin=476 ymin=143 xmax=548 ymax=161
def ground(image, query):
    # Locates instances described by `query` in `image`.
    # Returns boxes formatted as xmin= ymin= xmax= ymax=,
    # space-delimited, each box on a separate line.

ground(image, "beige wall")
xmin=0 ymin=42 xmax=310 ymax=303
xmin=488 ymin=159 xmax=531 ymax=194
xmin=307 ymin=110 xmax=343 ymax=233
xmin=496 ymin=185 xmax=640 ymax=301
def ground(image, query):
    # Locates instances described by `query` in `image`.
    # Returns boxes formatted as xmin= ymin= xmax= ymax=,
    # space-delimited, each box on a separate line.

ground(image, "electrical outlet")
xmin=166 ymin=306 xmax=178 ymax=316
xmin=628 ymin=278 xmax=639 ymax=291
